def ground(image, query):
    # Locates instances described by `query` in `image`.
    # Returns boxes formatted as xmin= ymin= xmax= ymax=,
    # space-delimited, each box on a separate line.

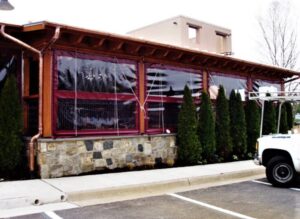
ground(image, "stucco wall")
xmin=37 ymin=134 xmax=177 ymax=178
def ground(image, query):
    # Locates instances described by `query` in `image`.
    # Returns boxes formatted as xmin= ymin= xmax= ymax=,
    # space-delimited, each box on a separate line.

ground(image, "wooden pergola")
xmin=1 ymin=21 xmax=299 ymax=138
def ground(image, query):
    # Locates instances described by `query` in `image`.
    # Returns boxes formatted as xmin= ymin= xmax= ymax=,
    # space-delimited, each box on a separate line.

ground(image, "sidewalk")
xmin=0 ymin=160 xmax=265 ymax=218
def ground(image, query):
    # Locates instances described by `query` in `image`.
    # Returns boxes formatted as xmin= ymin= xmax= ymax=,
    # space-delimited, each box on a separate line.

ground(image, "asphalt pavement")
xmin=0 ymin=160 xmax=264 ymax=218
xmin=11 ymin=178 xmax=300 ymax=219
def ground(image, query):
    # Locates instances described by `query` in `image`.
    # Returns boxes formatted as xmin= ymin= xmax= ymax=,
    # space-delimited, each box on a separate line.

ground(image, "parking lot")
xmin=13 ymin=178 xmax=300 ymax=219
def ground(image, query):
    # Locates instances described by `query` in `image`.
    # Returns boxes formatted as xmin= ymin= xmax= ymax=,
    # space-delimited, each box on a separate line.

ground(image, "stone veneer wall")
xmin=37 ymin=134 xmax=177 ymax=178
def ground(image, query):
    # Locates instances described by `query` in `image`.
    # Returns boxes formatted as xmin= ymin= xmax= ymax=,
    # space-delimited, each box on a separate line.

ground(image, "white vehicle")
xmin=249 ymin=91 xmax=300 ymax=187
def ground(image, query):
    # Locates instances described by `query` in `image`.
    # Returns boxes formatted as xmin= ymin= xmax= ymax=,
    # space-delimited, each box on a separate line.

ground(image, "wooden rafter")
xmin=162 ymin=50 xmax=169 ymax=58
xmin=72 ymin=34 xmax=84 ymax=45
xmin=93 ymin=38 xmax=106 ymax=48
xmin=110 ymin=41 xmax=124 ymax=51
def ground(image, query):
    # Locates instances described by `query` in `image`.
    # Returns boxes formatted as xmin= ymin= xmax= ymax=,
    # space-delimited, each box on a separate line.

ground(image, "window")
xmin=252 ymin=79 xmax=281 ymax=95
xmin=145 ymin=65 xmax=202 ymax=133
xmin=54 ymin=50 xmax=138 ymax=135
xmin=188 ymin=24 xmax=200 ymax=44
xmin=216 ymin=32 xmax=227 ymax=54
xmin=209 ymin=72 xmax=247 ymax=100
xmin=29 ymin=58 xmax=39 ymax=95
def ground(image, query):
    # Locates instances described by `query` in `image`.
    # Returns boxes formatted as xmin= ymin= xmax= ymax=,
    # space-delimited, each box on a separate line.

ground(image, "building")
xmin=0 ymin=19 xmax=299 ymax=178
xmin=128 ymin=15 xmax=232 ymax=55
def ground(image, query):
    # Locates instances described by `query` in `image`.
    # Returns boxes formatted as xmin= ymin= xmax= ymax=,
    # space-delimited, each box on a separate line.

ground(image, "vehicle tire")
xmin=266 ymin=156 xmax=295 ymax=187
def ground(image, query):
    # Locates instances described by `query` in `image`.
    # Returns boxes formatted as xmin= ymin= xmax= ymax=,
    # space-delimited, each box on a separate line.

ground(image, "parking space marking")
xmin=44 ymin=211 xmax=63 ymax=219
xmin=290 ymin=188 xmax=300 ymax=191
xmin=251 ymin=180 xmax=271 ymax=186
xmin=251 ymin=180 xmax=300 ymax=191
xmin=167 ymin=193 xmax=256 ymax=219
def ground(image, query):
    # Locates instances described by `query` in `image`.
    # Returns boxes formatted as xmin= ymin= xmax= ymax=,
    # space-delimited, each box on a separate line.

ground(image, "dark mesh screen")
xmin=57 ymin=56 xmax=136 ymax=94
xmin=26 ymin=99 xmax=38 ymax=135
xmin=146 ymin=67 xmax=202 ymax=98
xmin=147 ymin=102 xmax=181 ymax=129
xmin=57 ymin=99 xmax=137 ymax=130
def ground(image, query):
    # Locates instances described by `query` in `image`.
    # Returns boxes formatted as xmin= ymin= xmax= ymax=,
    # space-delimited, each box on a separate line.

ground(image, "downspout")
xmin=0 ymin=25 xmax=60 ymax=174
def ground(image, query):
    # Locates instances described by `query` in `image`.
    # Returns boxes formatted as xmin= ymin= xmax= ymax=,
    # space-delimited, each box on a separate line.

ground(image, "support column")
xmin=42 ymin=51 xmax=53 ymax=137
xmin=138 ymin=61 xmax=145 ymax=134
xmin=202 ymin=69 xmax=208 ymax=92
xmin=23 ymin=57 xmax=30 ymax=131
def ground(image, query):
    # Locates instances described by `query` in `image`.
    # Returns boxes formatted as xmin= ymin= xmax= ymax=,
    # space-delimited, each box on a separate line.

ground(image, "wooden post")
xmin=42 ymin=51 xmax=53 ymax=137
xmin=138 ymin=61 xmax=145 ymax=134
xmin=247 ymin=76 xmax=252 ymax=91
xmin=202 ymin=69 xmax=208 ymax=92
xmin=23 ymin=57 xmax=30 ymax=131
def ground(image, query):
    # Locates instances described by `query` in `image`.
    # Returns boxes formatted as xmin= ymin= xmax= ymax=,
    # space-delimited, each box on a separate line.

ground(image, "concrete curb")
xmin=67 ymin=168 xmax=265 ymax=204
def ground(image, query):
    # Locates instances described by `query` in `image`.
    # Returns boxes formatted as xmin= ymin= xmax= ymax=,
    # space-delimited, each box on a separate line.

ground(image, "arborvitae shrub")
xmin=177 ymin=85 xmax=202 ymax=165
xmin=198 ymin=91 xmax=216 ymax=163
xmin=284 ymin=102 xmax=293 ymax=130
xmin=229 ymin=91 xmax=247 ymax=159
xmin=245 ymin=100 xmax=260 ymax=155
xmin=278 ymin=104 xmax=288 ymax=134
xmin=0 ymin=74 xmax=23 ymax=178
xmin=215 ymin=86 xmax=232 ymax=161
xmin=262 ymin=94 xmax=276 ymax=135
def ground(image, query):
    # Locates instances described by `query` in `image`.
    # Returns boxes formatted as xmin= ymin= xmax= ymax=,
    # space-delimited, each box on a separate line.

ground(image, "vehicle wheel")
xmin=266 ymin=156 xmax=295 ymax=187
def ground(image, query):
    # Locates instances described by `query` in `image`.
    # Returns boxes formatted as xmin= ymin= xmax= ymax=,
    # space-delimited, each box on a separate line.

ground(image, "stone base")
xmin=37 ymin=134 xmax=177 ymax=178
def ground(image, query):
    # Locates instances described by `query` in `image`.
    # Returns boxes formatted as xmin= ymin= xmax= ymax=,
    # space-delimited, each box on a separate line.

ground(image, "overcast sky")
xmin=1 ymin=0 xmax=300 ymax=65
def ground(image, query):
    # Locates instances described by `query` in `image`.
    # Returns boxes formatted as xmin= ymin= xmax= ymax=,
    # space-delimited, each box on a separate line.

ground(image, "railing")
xmin=248 ymin=91 xmax=300 ymax=137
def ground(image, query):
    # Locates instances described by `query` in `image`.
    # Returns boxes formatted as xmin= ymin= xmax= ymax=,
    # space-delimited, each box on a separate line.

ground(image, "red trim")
xmin=56 ymin=91 xmax=137 ymax=101
xmin=55 ymin=129 xmax=139 ymax=136
xmin=209 ymin=71 xmax=248 ymax=80
xmin=147 ymin=63 xmax=203 ymax=74
xmin=146 ymin=128 xmax=177 ymax=135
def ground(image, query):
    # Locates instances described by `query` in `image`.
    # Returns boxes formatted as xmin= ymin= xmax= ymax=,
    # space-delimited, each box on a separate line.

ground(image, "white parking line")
xmin=251 ymin=180 xmax=271 ymax=186
xmin=167 ymin=193 xmax=256 ymax=219
xmin=44 ymin=211 xmax=63 ymax=219
xmin=251 ymin=180 xmax=300 ymax=191
xmin=290 ymin=188 xmax=300 ymax=192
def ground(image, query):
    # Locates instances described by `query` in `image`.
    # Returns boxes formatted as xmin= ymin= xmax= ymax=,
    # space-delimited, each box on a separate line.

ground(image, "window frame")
xmin=52 ymin=50 xmax=140 ymax=136
xmin=145 ymin=63 xmax=202 ymax=134
xmin=208 ymin=71 xmax=248 ymax=100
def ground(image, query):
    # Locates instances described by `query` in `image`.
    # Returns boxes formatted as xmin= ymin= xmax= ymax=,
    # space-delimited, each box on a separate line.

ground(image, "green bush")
xmin=229 ymin=91 xmax=247 ymax=159
xmin=262 ymin=94 xmax=276 ymax=135
xmin=245 ymin=100 xmax=260 ymax=155
xmin=277 ymin=104 xmax=288 ymax=134
xmin=215 ymin=86 xmax=232 ymax=161
xmin=0 ymin=74 xmax=23 ymax=178
xmin=284 ymin=102 xmax=293 ymax=130
xmin=198 ymin=91 xmax=216 ymax=163
xmin=177 ymin=85 xmax=202 ymax=165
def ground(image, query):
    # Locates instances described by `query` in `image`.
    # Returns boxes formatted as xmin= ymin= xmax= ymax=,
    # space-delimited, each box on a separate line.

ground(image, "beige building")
xmin=128 ymin=15 xmax=232 ymax=55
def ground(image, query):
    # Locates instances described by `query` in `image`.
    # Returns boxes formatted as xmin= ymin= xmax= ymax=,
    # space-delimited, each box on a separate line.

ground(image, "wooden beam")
xmin=72 ymin=34 xmax=84 ymax=45
xmin=133 ymin=45 xmax=142 ymax=53
xmin=23 ymin=58 xmax=30 ymax=97
xmin=162 ymin=50 xmax=169 ymax=58
xmin=111 ymin=41 xmax=124 ymax=51
xmin=222 ymin=61 xmax=229 ymax=68
xmin=23 ymin=58 xmax=30 ymax=131
xmin=42 ymin=51 xmax=53 ymax=137
xmin=138 ymin=61 xmax=145 ymax=134
xmin=145 ymin=47 xmax=157 ymax=56
xmin=202 ymin=69 xmax=208 ymax=92
xmin=200 ymin=57 xmax=209 ymax=65
xmin=172 ymin=52 xmax=183 ymax=60
xmin=23 ymin=23 xmax=45 ymax=32
xmin=189 ymin=55 xmax=197 ymax=62
xmin=93 ymin=38 xmax=106 ymax=48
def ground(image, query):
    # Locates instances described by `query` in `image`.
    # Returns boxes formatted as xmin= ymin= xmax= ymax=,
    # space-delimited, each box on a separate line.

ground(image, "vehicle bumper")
xmin=254 ymin=153 xmax=262 ymax=165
